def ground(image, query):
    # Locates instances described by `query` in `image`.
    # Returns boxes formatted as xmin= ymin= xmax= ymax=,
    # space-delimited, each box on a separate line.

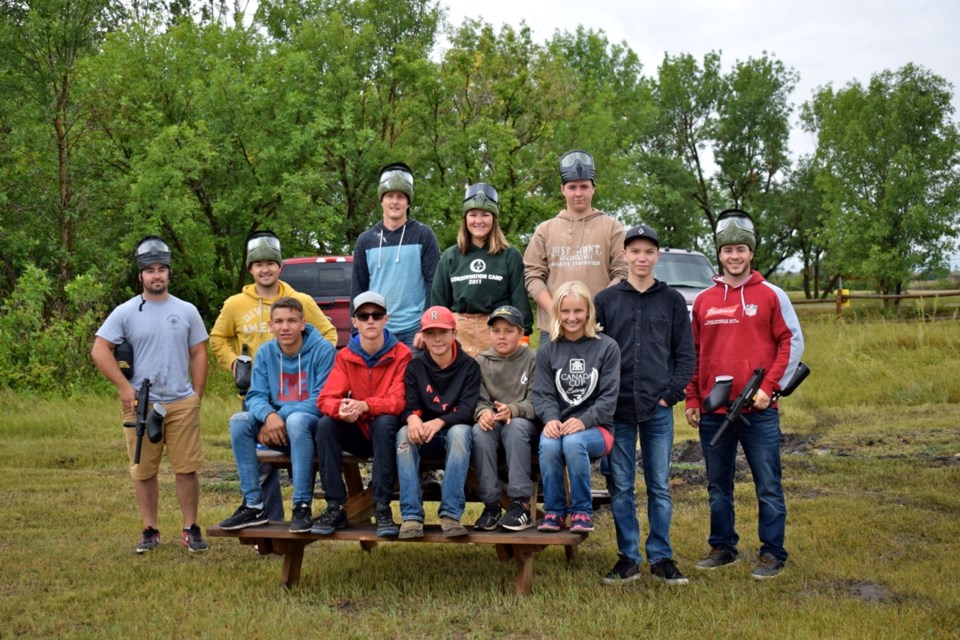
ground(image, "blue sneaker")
xmin=537 ymin=512 xmax=564 ymax=532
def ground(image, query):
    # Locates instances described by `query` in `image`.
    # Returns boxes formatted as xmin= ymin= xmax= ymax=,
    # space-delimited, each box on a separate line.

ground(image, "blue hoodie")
xmin=245 ymin=323 xmax=336 ymax=424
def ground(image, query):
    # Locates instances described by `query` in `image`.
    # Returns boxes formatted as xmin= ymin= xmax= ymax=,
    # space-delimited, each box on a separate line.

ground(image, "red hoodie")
xmin=685 ymin=270 xmax=804 ymax=412
xmin=317 ymin=338 xmax=412 ymax=438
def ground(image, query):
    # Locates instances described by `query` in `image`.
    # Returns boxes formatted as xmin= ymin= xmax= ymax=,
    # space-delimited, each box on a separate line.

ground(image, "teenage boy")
xmin=471 ymin=305 xmax=539 ymax=531
xmin=218 ymin=297 xmax=335 ymax=533
xmin=210 ymin=230 xmax=337 ymax=520
xmin=595 ymin=224 xmax=696 ymax=585
xmin=684 ymin=209 xmax=804 ymax=581
xmin=312 ymin=292 xmax=412 ymax=537
xmin=91 ymin=236 xmax=209 ymax=553
xmin=524 ymin=150 xmax=627 ymax=338
xmin=396 ymin=306 xmax=481 ymax=538
xmin=352 ymin=162 xmax=441 ymax=349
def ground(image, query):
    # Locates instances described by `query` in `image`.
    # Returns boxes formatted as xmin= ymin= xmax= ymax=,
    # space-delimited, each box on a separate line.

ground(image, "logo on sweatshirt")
xmin=705 ymin=304 xmax=739 ymax=319
xmin=557 ymin=359 xmax=598 ymax=407
xmin=744 ymin=303 xmax=758 ymax=317
xmin=470 ymin=259 xmax=486 ymax=273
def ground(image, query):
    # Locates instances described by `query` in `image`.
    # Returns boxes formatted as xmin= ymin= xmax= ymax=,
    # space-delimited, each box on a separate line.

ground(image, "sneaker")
xmin=398 ymin=519 xmax=424 ymax=539
xmin=219 ymin=504 xmax=268 ymax=531
xmin=289 ymin=503 xmax=313 ymax=533
xmin=537 ymin=512 xmax=564 ymax=532
xmin=751 ymin=553 xmax=785 ymax=581
xmin=310 ymin=505 xmax=347 ymax=535
xmin=569 ymin=512 xmax=594 ymax=533
xmin=441 ymin=516 xmax=469 ymax=538
xmin=601 ymin=559 xmax=641 ymax=585
xmin=181 ymin=524 xmax=208 ymax=553
xmin=651 ymin=559 xmax=689 ymax=585
xmin=473 ymin=504 xmax=501 ymax=531
xmin=374 ymin=504 xmax=399 ymax=538
xmin=695 ymin=547 xmax=739 ymax=570
xmin=136 ymin=527 xmax=160 ymax=554
xmin=498 ymin=501 xmax=533 ymax=531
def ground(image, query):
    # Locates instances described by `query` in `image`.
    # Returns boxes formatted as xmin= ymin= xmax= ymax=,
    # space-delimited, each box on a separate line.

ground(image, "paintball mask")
xmin=559 ymin=149 xmax=596 ymax=184
xmin=462 ymin=183 xmax=500 ymax=216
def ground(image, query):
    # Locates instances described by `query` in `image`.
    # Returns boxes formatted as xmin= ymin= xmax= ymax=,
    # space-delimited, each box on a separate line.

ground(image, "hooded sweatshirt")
xmin=210 ymin=280 xmax=337 ymax=371
xmin=402 ymin=341 xmax=481 ymax=427
xmin=595 ymin=278 xmax=696 ymax=423
xmin=684 ymin=270 xmax=804 ymax=413
xmin=523 ymin=210 xmax=627 ymax=330
xmin=532 ymin=333 xmax=620 ymax=429
xmin=474 ymin=343 xmax=537 ymax=421
xmin=317 ymin=330 xmax=413 ymax=438
xmin=352 ymin=218 xmax=441 ymax=336
xmin=244 ymin=323 xmax=336 ymax=424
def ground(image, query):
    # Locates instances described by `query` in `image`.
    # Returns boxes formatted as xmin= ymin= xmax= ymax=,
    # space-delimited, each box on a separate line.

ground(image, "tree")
xmin=802 ymin=64 xmax=960 ymax=297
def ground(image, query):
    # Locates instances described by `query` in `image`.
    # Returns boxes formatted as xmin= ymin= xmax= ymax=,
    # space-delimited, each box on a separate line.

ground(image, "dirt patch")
xmin=841 ymin=580 xmax=901 ymax=604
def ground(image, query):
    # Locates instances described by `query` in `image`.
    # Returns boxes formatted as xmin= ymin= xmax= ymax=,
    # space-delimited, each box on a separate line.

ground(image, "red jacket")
xmin=685 ymin=271 xmax=804 ymax=413
xmin=317 ymin=336 xmax=412 ymax=438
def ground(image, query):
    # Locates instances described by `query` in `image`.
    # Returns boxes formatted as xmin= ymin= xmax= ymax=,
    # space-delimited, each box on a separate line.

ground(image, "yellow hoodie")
xmin=210 ymin=280 xmax=337 ymax=371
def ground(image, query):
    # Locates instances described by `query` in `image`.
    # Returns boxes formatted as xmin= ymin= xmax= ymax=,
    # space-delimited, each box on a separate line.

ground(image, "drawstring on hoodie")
xmin=376 ymin=222 xmax=408 ymax=269
xmin=720 ymin=281 xmax=749 ymax=316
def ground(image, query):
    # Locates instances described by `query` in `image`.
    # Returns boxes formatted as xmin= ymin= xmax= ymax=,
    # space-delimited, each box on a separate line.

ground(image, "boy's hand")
xmin=543 ymin=420 xmax=563 ymax=439
xmin=477 ymin=410 xmax=497 ymax=431
xmin=259 ymin=413 xmax=288 ymax=447
xmin=492 ymin=401 xmax=513 ymax=423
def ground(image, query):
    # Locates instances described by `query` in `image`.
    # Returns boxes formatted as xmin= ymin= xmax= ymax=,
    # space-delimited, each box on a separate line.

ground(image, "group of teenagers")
xmin=91 ymin=149 xmax=805 ymax=586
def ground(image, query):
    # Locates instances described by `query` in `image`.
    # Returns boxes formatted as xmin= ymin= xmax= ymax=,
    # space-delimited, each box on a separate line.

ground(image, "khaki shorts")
xmin=123 ymin=394 xmax=203 ymax=481
xmin=455 ymin=313 xmax=492 ymax=359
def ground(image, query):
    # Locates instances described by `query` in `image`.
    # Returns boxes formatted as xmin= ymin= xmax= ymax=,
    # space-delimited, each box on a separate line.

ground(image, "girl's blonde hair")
xmin=457 ymin=211 xmax=511 ymax=255
xmin=548 ymin=280 xmax=602 ymax=341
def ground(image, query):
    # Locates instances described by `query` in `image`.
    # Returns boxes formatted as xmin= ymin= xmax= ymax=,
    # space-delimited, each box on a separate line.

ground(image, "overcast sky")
xmin=443 ymin=0 xmax=960 ymax=159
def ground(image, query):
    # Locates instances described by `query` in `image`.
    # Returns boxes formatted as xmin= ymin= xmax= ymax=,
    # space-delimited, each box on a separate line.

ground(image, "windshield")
xmin=654 ymin=253 xmax=715 ymax=288
xmin=281 ymin=262 xmax=353 ymax=298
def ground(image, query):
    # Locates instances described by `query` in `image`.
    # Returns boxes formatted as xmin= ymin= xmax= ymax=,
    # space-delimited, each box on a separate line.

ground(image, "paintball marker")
xmin=123 ymin=379 xmax=165 ymax=464
xmin=705 ymin=362 xmax=810 ymax=447
xmin=235 ymin=344 xmax=253 ymax=396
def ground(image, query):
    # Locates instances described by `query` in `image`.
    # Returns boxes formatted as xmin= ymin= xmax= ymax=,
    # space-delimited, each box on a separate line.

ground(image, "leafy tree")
xmin=782 ymin=157 xmax=829 ymax=298
xmin=802 ymin=64 xmax=960 ymax=297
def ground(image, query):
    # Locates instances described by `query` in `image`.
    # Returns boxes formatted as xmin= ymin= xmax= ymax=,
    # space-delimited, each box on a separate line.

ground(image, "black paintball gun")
xmin=704 ymin=362 xmax=811 ymax=447
xmin=235 ymin=344 xmax=253 ymax=396
xmin=123 ymin=379 xmax=165 ymax=464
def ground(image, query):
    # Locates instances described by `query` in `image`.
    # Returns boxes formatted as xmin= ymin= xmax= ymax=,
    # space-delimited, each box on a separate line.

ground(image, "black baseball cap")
xmin=624 ymin=224 xmax=660 ymax=248
xmin=487 ymin=305 xmax=524 ymax=328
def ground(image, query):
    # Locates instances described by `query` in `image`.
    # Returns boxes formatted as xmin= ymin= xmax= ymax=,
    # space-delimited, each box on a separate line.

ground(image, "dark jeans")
xmin=314 ymin=414 xmax=400 ymax=507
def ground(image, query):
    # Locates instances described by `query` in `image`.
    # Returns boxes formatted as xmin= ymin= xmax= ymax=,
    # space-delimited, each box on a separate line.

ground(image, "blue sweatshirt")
xmin=245 ymin=323 xmax=336 ymax=424
xmin=352 ymin=218 xmax=441 ymax=336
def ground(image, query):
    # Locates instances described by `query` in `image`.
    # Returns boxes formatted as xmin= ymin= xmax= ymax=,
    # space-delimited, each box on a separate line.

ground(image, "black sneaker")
xmin=695 ymin=547 xmax=739 ymax=570
xmin=219 ymin=504 xmax=268 ymax=531
xmin=473 ymin=504 xmax=501 ymax=531
xmin=498 ymin=501 xmax=533 ymax=531
xmin=136 ymin=527 xmax=160 ymax=554
xmin=751 ymin=553 xmax=785 ymax=581
xmin=310 ymin=505 xmax=347 ymax=535
xmin=181 ymin=524 xmax=208 ymax=553
xmin=289 ymin=503 xmax=313 ymax=533
xmin=601 ymin=559 xmax=641 ymax=585
xmin=374 ymin=504 xmax=399 ymax=538
xmin=650 ymin=559 xmax=689 ymax=585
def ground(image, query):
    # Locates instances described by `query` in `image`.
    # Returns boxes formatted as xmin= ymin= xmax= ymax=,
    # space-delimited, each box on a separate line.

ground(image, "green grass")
xmin=1 ymin=314 xmax=959 ymax=638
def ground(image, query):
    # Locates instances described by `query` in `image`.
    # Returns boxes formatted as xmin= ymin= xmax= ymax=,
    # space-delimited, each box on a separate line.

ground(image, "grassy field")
xmin=1 ymin=313 xmax=959 ymax=639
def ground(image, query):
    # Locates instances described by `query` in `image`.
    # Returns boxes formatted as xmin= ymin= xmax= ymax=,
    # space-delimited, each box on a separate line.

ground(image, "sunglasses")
xmin=355 ymin=311 xmax=386 ymax=321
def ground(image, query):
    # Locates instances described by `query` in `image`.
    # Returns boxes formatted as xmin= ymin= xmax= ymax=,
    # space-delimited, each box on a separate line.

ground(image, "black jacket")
xmin=594 ymin=279 xmax=695 ymax=423
xmin=402 ymin=341 xmax=481 ymax=427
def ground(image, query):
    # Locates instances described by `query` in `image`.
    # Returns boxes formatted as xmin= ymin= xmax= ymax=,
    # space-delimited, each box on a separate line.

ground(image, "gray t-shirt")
xmin=96 ymin=294 xmax=209 ymax=403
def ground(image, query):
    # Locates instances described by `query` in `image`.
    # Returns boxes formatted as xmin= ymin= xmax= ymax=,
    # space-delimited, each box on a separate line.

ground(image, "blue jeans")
xmin=230 ymin=411 xmax=319 ymax=507
xmin=610 ymin=404 xmax=676 ymax=565
xmin=698 ymin=408 xmax=788 ymax=563
xmin=396 ymin=423 xmax=472 ymax=521
xmin=539 ymin=428 xmax=606 ymax=516
xmin=393 ymin=327 xmax=419 ymax=351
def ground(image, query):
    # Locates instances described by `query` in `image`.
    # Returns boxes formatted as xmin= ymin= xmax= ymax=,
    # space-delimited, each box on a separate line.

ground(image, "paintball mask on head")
xmin=715 ymin=209 xmax=757 ymax=250
xmin=135 ymin=236 xmax=171 ymax=271
xmin=462 ymin=183 xmax=499 ymax=216
xmin=559 ymin=149 xmax=596 ymax=184
xmin=378 ymin=162 xmax=415 ymax=204
xmin=245 ymin=231 xmax=282 ymax=267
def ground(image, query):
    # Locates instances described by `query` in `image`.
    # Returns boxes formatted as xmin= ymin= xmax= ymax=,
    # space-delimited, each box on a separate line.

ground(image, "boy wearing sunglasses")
xmin=312 ymin=292 xmax=413 ymax=537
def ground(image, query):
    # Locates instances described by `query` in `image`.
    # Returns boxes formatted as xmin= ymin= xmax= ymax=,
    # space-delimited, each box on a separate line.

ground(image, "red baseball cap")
xmin=420 ymin=306 xmax=456 ymax=331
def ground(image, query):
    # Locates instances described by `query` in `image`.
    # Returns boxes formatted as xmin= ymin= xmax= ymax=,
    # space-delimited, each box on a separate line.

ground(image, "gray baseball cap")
xmin=353 ymin=291 xmax=387 ymax=313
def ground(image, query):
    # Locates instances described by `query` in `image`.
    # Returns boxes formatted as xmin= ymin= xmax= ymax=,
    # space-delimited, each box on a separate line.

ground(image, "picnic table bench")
xmin=208 ymin=450 xmax=602 ymax=595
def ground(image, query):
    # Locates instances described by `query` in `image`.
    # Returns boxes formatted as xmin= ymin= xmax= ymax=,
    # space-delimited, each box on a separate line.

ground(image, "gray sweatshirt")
xmin=474 ymin=344 xmax=537 ymax=421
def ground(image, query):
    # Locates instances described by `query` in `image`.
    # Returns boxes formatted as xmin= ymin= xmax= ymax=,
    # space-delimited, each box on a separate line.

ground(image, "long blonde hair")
xmin=548 ymin=280 xmax=602 ymax=341
xmin=456 ymin=211 xmax=511 ymax=255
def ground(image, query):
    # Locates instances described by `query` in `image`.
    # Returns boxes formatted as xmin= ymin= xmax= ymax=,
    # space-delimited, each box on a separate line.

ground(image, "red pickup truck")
xmin=281 ymin=256 xmax=353 ymax=348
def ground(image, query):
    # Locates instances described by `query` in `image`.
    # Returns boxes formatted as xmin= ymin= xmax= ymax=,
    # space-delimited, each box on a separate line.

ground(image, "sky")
xmin=443 ymin=0 xmax=960 ymax=159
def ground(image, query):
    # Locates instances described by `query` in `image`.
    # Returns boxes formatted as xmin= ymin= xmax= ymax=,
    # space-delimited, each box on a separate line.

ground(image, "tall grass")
xmin=1 ymin=315 xmax=958 ymax=638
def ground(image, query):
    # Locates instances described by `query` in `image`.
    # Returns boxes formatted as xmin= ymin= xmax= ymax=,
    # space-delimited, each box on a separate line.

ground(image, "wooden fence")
xmin=792 ymin=289 xmax=960 ymax=317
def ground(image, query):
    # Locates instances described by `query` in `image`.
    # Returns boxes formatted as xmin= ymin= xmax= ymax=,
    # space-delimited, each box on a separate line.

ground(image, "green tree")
xmin=802 ymin=63 xmax=960 ymax=297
